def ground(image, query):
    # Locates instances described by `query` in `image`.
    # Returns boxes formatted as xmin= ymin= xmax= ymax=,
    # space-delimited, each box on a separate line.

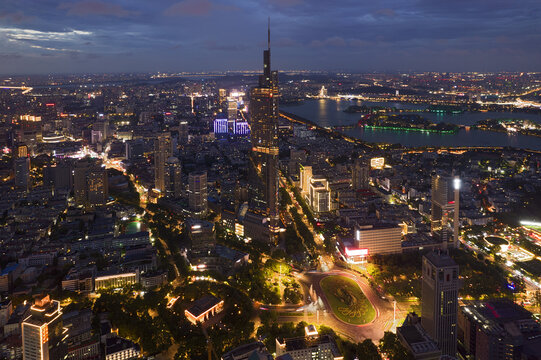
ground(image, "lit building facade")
xmin=94 ymin=272 xmax=139 ymax=291
xmin=249 ymin=25 xmax=280 ymax=236
xmin=431 ymin=174 xmax=460 ymax=247
xmin=164 ymin=156 xmax=182 ymax=198
xmin=188 ymin=171 xmax=208 ymax=215
xmin=184 ymin=295 xmax=224 ymax=325
xmin=154 ymin=133 xmax=172 ymax=192
xmin=73 ymin=159 xmax=108 ymax=208
xmin=14 ymin=156 xmax=31 ymax=191
xmin=22 ymin=295 xmax=66 ymax=360
xmin=353 ymin=223 xmax=402 ymax=255
xmin=421 ymin=252 xmax=458 ymax=358
xmin=352 ymin=158 xmax=369 ymax=190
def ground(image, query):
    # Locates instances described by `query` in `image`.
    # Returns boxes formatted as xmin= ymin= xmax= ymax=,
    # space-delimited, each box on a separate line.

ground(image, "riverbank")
xmin=281 ymin=99 xmax=541 ymax=150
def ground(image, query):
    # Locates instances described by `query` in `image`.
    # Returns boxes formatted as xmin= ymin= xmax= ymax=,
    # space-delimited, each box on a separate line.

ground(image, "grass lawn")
xmin=320 ymin=275 xmax=375 ymax=325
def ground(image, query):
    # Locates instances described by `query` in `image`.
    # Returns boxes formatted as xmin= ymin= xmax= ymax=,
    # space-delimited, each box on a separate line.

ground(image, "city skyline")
xmin=0 ymin=0 xmax=540 ymax=74
xmin=1 ymin=4 xmax=541 ymax=360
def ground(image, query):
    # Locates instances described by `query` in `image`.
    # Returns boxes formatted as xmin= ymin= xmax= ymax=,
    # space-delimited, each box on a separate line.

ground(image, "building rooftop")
xmin=186 ymin=295 xmax=222 ymax=318
xmin=105 ymin=336 xmax=140 ymax=356
xmin=221 ymin=341 xmax=272 ymax=360
xmin=424 ymin=251 xmax=457 ymax=268
xmin=278 ymin=334 xmax=341 ymax=357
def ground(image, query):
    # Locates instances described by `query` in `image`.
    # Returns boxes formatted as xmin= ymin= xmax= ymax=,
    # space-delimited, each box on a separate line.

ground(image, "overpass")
xmin=0 ymin=86 xmax=33 ymax=94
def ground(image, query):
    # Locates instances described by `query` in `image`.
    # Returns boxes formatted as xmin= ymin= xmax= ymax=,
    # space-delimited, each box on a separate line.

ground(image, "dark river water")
xmin=281 ymin=99 xmax=541 ymax=150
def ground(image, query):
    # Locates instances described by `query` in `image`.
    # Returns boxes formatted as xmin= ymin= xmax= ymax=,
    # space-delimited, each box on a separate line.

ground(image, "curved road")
xmin=285 ymin=267 xmax=397 ymax=343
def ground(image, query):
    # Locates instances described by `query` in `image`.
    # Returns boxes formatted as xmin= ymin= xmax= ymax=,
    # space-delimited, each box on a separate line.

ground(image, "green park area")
xmin=320 ymin=275 xmax=375 ymax=325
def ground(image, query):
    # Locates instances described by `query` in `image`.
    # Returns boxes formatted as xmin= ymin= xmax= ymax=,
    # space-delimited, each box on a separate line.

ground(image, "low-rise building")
xmin=397 ymin=313 xmax=441 ymax=360
xmin=105 ymin=337 xmax=140 ymax=360
xmin=275 ymin=325 xmax=343 ymax=360
xmin=185 ymin=295 xmax=224 ymax=325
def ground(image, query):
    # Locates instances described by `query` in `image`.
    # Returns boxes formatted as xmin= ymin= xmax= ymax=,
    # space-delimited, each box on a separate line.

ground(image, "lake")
xmin=281 ymin=99 xmax=541 ymax=150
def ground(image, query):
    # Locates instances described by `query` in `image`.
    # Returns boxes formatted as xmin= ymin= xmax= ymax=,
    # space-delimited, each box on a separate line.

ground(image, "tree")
xmin=356 ymin=339 xmax=381 ymax=360
xmin=379 ymin=332 xmax=414 ymax=360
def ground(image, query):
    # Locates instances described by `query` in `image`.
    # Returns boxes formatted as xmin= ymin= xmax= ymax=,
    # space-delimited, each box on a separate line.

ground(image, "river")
xmin=281 ymin=99 xmax=541 ymax=150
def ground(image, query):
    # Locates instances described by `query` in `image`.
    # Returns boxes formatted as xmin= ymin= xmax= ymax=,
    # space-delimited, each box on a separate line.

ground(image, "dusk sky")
xmin=1 ymin=0 xmax=540 ymax=74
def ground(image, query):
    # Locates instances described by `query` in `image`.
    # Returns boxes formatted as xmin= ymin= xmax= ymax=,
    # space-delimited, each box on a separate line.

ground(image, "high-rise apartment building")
xmin=154 ymin=133 xmax=172 ymax=192
xmin=165 ymin=156 xmax=182 ymax=198
xmin=22 ymin=294 xmax=66 ymax=360
xmin=74 ymin=159 xmax=108 ymax=208
xmin=17 ymin=144 xmax=28 ymax=158
xmin=249 ymin=24 xmax=279 ymax=236
xmin=421 ymin=251 xmax=459 ymax=357
xmin=352 ymin=158 xmax=369 ymax=190
xmin=431 ymin=174 xmax=460 ymax=247
xmin=188 ymin=171 xmax=207 ymax=215
xmin=43 ymin=160 xmax=73 ymax=191
xmin=227 ymin=98 xmax=237 ymax=133
xmin=458 ymin=299 xmax=541 ymax=360
xmin=14 ymin=156 xmax=31 ymax=191
xmin=299 ymin=164 xmax=313 ymax=195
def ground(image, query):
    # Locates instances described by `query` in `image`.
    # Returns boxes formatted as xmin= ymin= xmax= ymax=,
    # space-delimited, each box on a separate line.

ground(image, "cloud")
xmin=0 ymin=53 xmax=22 ymax=59
xmin=268 ymin=0 xmax=303 ymax=7
xmin=275 ymin=37 xmax=298 ymax=47
xmin=349 ymin=39 xmax=368 ymax=48
xmin=30 ymin=44 xmax=82 ymax=52
xmin=374 ymin=8 xmax=396 ymax=17
xmin=204 ymin=40 xmax=249 ymax=51
xmin=0 ymin=11 xmax=33 ymax=23
xmin=58 ymin=1 xmax=139 ymax=18
xmin=0 ymin=27 xmax=92 ymax=42
xmin=310 ymin=36 xmax=346 ymax=48
xmin=165 ymin=0 xmax=213 ymax=16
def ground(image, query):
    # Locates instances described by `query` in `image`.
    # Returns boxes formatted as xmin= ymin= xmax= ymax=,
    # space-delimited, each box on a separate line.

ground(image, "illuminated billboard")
xmin=371 ymin=157 xmax=385 ymax=169
xmin=344 ymin=247 xmax=369 ymax=257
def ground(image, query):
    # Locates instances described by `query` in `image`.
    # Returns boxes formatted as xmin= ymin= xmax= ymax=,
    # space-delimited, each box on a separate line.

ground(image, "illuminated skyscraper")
xmin=431 ymin=174 xmax=460 ymax=247
xmin=14 ymin=156 xmax=31 ymax=191
xmin=352 ymin=158 xmax=369 ymax=191
xmin=22 ymin=294 xmax=66 ymax=360
xmin=73 ymin=159 xmax=108 ymax=208
xmin=165 ymin=156 xmax=182 ymax=198
xmin=154 ymin=133 xmax=172 ymax=192
xmin=421 ymin=252 xmax=459 ymax=357
xmin=249 ymin=22 xmax=279 ymax=236
xmin=188 ymin=171 xmax=207 ymax=215
xmin=227 ymin=98 xmax=237 ymax=133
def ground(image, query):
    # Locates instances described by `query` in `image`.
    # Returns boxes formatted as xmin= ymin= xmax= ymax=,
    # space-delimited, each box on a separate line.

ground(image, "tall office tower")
xmin=227 ymin=98 xmax=237 ymax=133
xmin=17 ymin=144 xmax=28 ymax=158
xmin=74 ymin=159 xmax=108 ymax=208
xmin=125 ymin=139 xmax=144 ymax=160
xmin=421 ymin=252 xmax=459 ymax=357
xmin=154 ymin=133 xmax=172 ymax=192
xmin=299 ymin=164 xmax=313 ymax=195
xmin=14 ymin=156 xmax=31 ymax=191
xmin=352 ymin=158 xmax=369 ymax=190
xmin=431 ymin=174 xmax=460 ymax=247
xmin=18 ymin=115 xmax=42 ymax=152
xmin=188 ymin=171 xmax=207 ymax=215
xmin=249 ymin=23 xmax=280 ymax=235
xmin=43 ymin=160 xmax=73 ymax=191
xmin=165 ymin=156 xmax=182 ymax=198
xmin=218 ymin=88 xmax=227 ymax=108
xmin=22 ymin=294 xmax=66 ymax=360
xmin=87 ymin=168 xmax=108 ymax=206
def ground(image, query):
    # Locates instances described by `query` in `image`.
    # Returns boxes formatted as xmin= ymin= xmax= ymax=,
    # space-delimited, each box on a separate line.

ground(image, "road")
xmin=266 ymin=266 xmax=400 ymax=343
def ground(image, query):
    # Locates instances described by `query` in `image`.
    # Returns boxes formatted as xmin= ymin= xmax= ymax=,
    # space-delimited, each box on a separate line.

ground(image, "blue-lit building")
xmin=213 ymin=117 xmax=250 ymax=138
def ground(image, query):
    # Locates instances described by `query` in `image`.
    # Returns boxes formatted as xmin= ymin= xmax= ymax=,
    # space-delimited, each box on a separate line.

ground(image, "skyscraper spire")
xmin=268 ymin=17 xmax=271 ymax=51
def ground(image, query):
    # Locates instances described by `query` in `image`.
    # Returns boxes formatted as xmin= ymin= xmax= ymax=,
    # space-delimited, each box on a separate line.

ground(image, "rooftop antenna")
xmin=268 ymin=17 xmax=271 ymax=51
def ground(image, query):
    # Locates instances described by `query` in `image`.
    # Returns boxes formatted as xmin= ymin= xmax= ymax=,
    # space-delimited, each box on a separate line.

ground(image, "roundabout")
xmin=320 ymin=275 xmax=376 ymax=325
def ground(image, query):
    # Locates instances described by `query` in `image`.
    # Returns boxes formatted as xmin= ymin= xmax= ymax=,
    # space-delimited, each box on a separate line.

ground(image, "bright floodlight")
xmin=453 ymin=177 xmax=461 ymax=190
